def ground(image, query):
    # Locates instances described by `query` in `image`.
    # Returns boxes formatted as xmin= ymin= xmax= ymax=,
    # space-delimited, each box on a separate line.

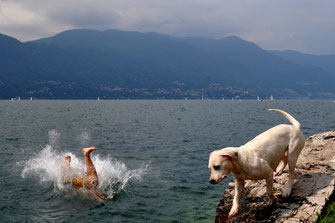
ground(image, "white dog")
xmin=208 ymin=109 xmax=305 ymax=217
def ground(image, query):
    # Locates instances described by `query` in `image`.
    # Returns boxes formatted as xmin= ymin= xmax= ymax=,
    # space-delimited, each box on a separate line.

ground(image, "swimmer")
xmin=62 ymin=147 xmax=106 ymax=201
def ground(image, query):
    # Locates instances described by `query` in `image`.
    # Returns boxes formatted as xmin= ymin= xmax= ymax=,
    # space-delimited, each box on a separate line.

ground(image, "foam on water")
xmin=21 ymin=130 xmax=148 ymax=200
xmin=79 ymin=131 xmax=91 ymax=146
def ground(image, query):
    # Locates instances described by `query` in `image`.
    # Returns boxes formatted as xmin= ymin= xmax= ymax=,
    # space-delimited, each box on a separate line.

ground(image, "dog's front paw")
xmin=229 ymin=207 xmax=239 ymax=217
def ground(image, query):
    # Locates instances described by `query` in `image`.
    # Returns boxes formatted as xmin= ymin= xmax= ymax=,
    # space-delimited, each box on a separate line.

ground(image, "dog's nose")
xmin=210 ymin=179 xmax=216 ymax=184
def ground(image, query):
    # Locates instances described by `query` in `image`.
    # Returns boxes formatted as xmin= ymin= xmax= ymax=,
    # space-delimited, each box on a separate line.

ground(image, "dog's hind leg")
xmin=282 ymin=140 xmax=304 ymax=197
xmin=275 ymin=150 xmax=288 ymax=176
xmin=282 ymin=164 xmax=295 ymax=197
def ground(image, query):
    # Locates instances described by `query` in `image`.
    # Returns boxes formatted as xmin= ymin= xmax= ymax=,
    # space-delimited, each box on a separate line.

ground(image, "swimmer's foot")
xmin=62 ymin=155 xmax=71 ymax=182
xmin=82 ymin=147 xmax=97 ymax=155
xmin=65 ymin=155 xmax=71 ymax=163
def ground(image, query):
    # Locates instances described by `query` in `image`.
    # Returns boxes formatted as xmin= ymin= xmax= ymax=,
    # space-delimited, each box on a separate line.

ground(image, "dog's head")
xmin=208 ymin=148 xmax=238 ymax=184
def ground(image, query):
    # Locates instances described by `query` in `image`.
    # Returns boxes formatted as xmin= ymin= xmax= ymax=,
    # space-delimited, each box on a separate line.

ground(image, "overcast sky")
xmin=0 ymin=0 xmax=334 ymax=54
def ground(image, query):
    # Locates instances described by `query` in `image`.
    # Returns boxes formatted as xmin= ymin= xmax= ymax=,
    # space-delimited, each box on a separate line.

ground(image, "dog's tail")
xmin=268 ymin=109 xmax=301 ymax=129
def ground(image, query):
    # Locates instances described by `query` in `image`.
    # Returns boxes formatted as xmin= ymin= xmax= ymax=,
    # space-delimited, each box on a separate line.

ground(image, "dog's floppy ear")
xmin=221 ymin=150 xmax=238 ymax=160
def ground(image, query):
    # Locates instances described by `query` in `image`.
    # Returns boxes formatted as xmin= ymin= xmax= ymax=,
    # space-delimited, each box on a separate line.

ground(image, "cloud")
xmin=0 ymin=1 xmax=72 ymax=40
xmin=0 ymin=0 xmax=334 ymax=54
xmin=235 ymin=0 xmax=335 ymax=54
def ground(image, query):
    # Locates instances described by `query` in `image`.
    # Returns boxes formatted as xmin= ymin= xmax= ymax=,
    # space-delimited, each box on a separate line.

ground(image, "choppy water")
xmin=0 ymin=100 xmax=334 ymax=222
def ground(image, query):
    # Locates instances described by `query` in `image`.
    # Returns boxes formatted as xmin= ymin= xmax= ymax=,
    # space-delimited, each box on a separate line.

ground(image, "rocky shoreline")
xmin=215 ymin=130 xmax=335 ymax=223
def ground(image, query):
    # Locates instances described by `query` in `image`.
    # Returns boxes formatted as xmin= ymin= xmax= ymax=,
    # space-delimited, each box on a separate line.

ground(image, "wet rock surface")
xmin=215 ymin=130 xmax=335 ymax=223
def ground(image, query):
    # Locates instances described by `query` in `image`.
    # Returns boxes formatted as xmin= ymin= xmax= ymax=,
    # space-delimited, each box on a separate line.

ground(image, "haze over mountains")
xmin=1 ymin=29 xmax=334 ymax=99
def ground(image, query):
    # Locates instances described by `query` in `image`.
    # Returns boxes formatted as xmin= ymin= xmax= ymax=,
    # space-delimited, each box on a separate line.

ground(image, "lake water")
xmin=0 ymin=100 xmax=334 ymax=222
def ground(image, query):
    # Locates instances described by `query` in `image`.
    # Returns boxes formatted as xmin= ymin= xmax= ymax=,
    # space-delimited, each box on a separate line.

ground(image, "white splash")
xmin=48 ymin=129 xmax=60 ymax=146
xmin=22 ymin=130 xmax=148 ymax=200
xmin=79 ymin=131 xmax=91 ymax=146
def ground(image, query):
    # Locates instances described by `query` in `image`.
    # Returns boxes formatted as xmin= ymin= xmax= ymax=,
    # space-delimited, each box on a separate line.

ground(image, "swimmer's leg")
xmin=83 ymin=147 xmax=99 ymax=188
xmin=83 ymin=147 xmax=106 ymax=199
xmin=62 ymin=155 xmax=71 ymax=182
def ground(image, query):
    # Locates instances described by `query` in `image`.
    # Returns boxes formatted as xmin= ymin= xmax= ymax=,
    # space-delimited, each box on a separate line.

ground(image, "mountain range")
xmin=0 ymin=29 xmax=334 ymax=99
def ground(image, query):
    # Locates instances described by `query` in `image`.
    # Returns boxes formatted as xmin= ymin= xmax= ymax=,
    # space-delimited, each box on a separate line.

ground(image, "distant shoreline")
xmin=2 ymin=98 xmax=335 ymax=100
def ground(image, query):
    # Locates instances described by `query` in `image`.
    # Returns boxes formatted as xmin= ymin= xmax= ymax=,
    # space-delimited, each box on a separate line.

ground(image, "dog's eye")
xmin=214 ymin=165 xmax=220 ymax=170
